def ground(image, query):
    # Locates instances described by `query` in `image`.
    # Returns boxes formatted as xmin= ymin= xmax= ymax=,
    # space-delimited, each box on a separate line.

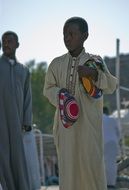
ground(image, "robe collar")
xmin=1 ymin=54 xmax=17 ymax=66
xmin=67 ymin=48 xmax=91 ymax=65
xmin=68 ymin=48 xmax=86 ymax=60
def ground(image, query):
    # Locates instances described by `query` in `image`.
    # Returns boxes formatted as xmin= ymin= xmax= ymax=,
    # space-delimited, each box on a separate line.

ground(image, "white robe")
xmin=103 ymin=114 xmax=121 ymax=186
xmin=43 ymin=49 xmax=117 ymax=190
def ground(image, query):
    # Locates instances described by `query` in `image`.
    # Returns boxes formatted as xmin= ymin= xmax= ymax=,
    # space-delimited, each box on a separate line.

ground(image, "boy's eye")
xmin=69 ymin=32 xmax=73 ymax=37
xmin=64 ymin=32 xmax=73 ymax=39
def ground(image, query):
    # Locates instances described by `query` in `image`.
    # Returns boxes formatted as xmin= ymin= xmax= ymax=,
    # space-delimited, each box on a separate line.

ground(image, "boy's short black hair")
xmin=2 ymin=31 xmax=19 ymax=42
xmin=64 ymin=16 xmax=88 ymax=34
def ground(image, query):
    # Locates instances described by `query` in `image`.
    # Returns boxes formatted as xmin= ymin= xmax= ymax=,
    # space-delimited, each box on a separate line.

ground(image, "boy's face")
xmin=2 ymin=34 xmax=19 ymax=58
xmin=63 ymin=23 xmax=86 ymax=55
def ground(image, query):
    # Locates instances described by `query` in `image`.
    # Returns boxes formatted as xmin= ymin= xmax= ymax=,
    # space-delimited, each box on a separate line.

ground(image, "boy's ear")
xmin=16 ymin=42 xmax=19 ymax=48
xmin=83 ymin=32 xmax=89 ymax=41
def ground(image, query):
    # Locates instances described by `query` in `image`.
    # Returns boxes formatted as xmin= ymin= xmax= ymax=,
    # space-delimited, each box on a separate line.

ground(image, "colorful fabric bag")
xmin=59 ymin=88 xmax=79 ymax=128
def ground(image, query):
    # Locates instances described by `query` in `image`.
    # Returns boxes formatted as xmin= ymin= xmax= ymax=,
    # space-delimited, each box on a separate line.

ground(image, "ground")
xmin=41 ymin=186 xmax=59 ymax=190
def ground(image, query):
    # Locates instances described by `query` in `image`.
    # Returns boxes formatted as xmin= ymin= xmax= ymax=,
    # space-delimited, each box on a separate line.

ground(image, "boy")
xmin=43 ymin=17 xmax=117 ymax=190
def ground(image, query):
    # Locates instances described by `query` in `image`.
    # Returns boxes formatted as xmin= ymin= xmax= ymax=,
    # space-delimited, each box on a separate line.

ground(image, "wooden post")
xmin=116 ymin=38 xmax=125 ymax=157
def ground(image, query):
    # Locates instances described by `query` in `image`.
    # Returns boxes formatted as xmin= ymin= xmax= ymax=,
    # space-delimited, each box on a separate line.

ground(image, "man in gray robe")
xmin=0 ymin=41 xmax=1 ymax=54
xmin=0 ymin=31 xmax=32 ymax=190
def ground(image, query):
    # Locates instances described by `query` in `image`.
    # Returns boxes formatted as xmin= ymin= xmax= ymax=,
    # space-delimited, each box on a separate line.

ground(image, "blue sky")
xmin=0 ymin=0 xmax=129 ymax=64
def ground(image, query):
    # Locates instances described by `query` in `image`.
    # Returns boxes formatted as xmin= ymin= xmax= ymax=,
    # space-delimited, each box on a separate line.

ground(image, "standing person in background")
xmin=0 ymin=41 xmax=1 ymax=54
xmin=103 ymin=106 xmax=121 ymax=189
xmin=43 ymin=16 xmax=117 ymax=190
xmin=0 ymin=31 xmax=32 ymax=190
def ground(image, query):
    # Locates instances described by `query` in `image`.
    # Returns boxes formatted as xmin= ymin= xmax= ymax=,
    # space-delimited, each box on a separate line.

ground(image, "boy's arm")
xmin=94 ymin=60 xmax=118 ymax=94
xmin=43 ymin=61 xmax=60 ymax=107
xmin=78 ymin=55 xmax=118 ymax=94
xmin=23 ymin=69 xmax=32 ymax=127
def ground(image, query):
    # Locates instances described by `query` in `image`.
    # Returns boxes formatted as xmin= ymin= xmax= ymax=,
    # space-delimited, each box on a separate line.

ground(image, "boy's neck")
xmin=69 ymin=47 xmax=84 ymax=57
xmin=3 ymin=53 xmax=16 ymax=60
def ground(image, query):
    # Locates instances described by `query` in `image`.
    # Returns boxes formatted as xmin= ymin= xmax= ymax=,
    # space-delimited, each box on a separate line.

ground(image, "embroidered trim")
xmin=66 ymin=58 xmax=79 ymax=95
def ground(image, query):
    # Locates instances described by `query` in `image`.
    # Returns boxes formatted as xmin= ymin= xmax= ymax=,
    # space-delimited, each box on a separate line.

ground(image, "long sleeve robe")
xmin=43 ymin=49 xmax=117 ymax=190
xmin=0 ymin=55 xmax=32 ymax=190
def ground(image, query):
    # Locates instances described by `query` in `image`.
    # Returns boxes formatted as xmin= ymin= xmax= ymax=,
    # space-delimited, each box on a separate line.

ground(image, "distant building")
xmin=104 ymin=53 xmax=129 ymax=112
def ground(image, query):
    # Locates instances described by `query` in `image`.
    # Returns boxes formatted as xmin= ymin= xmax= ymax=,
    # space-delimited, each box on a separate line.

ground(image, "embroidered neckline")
xmin=66 ymin=48 xmax=86 ymax=95
xmin=66 ymin=57 xmax=79 ymax=95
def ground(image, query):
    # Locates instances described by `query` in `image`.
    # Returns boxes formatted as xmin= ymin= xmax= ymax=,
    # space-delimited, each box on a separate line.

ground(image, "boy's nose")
xmin=66 ymin=35 xmax=71 ymax=41
xmin=65 ymin=37 xmax=71 ymax=45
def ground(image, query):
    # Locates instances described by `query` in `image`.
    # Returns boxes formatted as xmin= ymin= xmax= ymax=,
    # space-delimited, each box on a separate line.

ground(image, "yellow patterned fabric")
xmin=81 ymin=57 xmax=104 ymax=98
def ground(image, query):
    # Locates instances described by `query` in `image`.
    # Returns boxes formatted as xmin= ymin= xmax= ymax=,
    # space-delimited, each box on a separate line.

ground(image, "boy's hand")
xmin=77 ymin=65 xmax=98 ymax=81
